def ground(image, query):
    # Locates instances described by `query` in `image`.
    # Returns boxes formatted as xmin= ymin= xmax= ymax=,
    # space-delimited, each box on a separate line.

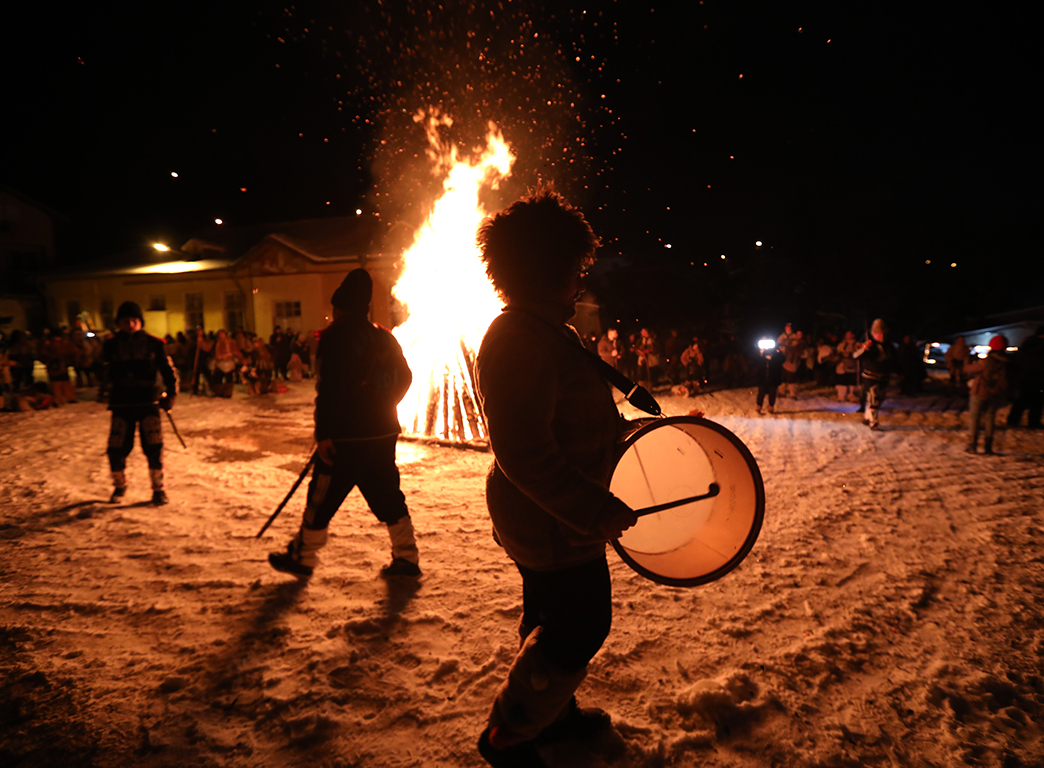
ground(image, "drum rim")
xmin=610 ymin=415 xmax=765 ymax=588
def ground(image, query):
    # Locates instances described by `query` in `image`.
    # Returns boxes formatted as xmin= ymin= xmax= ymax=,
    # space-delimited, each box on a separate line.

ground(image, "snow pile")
xmin=1 ymin=379 xmax=1042 ymax=767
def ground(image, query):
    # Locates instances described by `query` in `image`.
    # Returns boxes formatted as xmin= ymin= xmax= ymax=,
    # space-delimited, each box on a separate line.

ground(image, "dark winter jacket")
xmin=475 ymin=306 xmax=628 ymax=571
xmin=854 ymin=337 xmax=895 ymax=382
xmin=313 ymin=316 xmax=412 ymax=441
xmin=102 ymin=330 xmax=177 ymax=408
xmin=755 ymin=350 xmax=784 ymax=389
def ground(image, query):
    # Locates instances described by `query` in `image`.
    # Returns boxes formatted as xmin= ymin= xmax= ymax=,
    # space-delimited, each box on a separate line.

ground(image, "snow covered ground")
xmin=2 ymin=379 xmax=1042 ymax=768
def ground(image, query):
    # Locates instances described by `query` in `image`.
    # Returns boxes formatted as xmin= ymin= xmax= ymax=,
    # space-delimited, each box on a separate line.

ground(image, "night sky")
xmin=4 ymin=1 xmax=1038 ymax=337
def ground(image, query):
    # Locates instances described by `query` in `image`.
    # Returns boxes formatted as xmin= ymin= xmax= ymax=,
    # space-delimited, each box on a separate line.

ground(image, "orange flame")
xmin=392 ymin=110 xmax=514 ymax=441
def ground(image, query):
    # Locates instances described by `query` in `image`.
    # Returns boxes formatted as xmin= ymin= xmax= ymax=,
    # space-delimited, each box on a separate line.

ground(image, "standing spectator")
xmin=964 ymin=335 xmax=1009 ymax=454
xmin=781 ymin=330 xmax=805 ymax=398
xmin=274 ymin=329 xmax=294 ymax=380
xmin=854 ymin=319 xmax=895 ymax=430
xmin=8 ymin=330 xmax=36 ymax=391
xmin=1007 ymin=326 xmax=1044 ymax=429
xmin=896 ymin=334 xmax=925 ymax=395
xmin=292 ymin=333 xmax=311 ymax=377
xmin=597 ymin=328 xmax=620 ymax=369
xmin=777 ymin=322 xmax=797 ymax=352
xmin=680 ymin=337 xmax=705 ymax=396
xmin=42 ymin=329 xmax=77 ymax=404
xmin=634 ymin=327 xmax=660 ymax=389
xmin=198 ymin=329 xmax=243 ymax=397
xmin=945 ymin=336 xmax=971 ymax=394
xmin=835 ymin=331 xmax=859 ymax=402
xmin=755 ymin=340 xmax=784 ymax=414
xmin=815 ymin=337 xmax=835 ymax=387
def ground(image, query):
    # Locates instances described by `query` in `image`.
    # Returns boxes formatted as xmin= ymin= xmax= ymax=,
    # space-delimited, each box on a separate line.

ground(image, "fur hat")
xmin=331 ymin=268 xmax=373 ymax=313
xmin=116 ymin=301 xmax=144 ymax=325
xmin=989 ymin=335 xmax=1008 ymax=351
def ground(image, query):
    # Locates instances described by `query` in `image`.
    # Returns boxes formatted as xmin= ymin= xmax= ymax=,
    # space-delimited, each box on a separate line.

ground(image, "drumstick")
xmin=634 ymin=484 xmax=720 ymax=517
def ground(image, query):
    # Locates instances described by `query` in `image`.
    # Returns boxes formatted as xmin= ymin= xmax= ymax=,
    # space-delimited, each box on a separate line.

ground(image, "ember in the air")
xmin=392 ymin=110 xmax=514 ymax=442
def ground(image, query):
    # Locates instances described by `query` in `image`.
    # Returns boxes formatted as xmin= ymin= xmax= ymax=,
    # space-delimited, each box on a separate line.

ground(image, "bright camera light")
xmin=757 ymin=339 xmax=776 ymax=350
xmin=153 ymin=243 xmax=170 ymax=252
xmin=755 ymin=240 xmax=763 ymax=247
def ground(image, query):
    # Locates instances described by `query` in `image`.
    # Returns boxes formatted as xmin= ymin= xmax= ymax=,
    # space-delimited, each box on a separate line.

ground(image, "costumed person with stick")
xmin=101 ymin=301 xmax=178 ymax=505
xmin=473 ymin=189 xmax=638 ymax=767
xmin=854 ymin=317 xmax=895 ymax=431
xmin=268 ymin=268 xmax=420 ymax=578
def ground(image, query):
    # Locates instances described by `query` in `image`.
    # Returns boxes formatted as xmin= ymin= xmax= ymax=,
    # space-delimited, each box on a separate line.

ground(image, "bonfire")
xmin=392 ymin=111 xmax=514 ymax=443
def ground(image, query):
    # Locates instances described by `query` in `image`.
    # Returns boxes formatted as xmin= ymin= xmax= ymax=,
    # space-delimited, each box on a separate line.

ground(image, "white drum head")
xmin=610 ymin=416 xmax=764 ymax=587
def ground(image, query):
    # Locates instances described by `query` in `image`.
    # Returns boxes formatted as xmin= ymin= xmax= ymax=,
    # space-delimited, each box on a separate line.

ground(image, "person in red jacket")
xmin=268 ymin=269 xmax=418 ymax=578
xmin=474 ymin=189 xmax=638 ymax=767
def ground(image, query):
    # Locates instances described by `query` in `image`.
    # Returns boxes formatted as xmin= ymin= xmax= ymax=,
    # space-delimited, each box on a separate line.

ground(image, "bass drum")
xmin=610 ymin=416 xmax=764 ymax=587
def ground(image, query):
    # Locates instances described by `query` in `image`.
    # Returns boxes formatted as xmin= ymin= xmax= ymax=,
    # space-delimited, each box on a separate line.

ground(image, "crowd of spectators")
xmin=0 ymin=323 xmax=319 ymax=410
xmin=2 ymin=317 xmax=1042 ymax=433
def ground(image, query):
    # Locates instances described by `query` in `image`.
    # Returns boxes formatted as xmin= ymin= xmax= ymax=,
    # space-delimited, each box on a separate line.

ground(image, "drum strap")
xmin=506 ymin=309 xmax=662 ymax=416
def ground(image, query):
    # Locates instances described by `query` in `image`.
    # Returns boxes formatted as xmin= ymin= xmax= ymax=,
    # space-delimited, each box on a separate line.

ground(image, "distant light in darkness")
xmin=170 ymin=172 xmax=178 ymax=178
xmin=153 ymin=243 xmax=169 ymax=251
xmin=215 ymin=218 xmax=223 ymax=225
xmin=755 ymin=240 xmax=763 ymax=247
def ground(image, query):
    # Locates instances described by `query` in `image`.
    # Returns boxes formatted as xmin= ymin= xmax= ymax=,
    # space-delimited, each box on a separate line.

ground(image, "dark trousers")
xmin=756 ymin=384 xmax=777 ymax=407
xmin=107 ymin=408 xmax=163 ymax=471
xmin=303 ymin=435 xmax=408 ymax=530
xmin=1008 ymin=383 xmax=1043 ymax=427
xmin=516 ymin=555 xmax=612 ymax=672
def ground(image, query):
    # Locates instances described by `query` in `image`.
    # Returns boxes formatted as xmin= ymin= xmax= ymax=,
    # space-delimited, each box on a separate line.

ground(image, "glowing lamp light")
xmin=720 ymin=254 xmax=726 ymax=259
xmin=355 ymin=208 xmax=363 ymax=215
xmin=755 ymin=240 xmax=763 ymax=247
xmin=950 ymin=262 xmax=957 ymax=267
xmin=170 ymin=172 xmax=178 ymax=178
xmin=665 ymin=243 xmax=672 ymax=249
xmin=153 ymin=243 xmax=170 ymax=252
xmin=215 ymin=218 xmax=223 ymax=225
xmin=758 ymin=339 xmax=776 ymax=350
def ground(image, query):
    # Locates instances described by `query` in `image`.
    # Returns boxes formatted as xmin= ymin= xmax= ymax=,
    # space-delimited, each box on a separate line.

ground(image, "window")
xmin=185 ymin=293 xmax=204 ymax=331
xmin=224 ymin=291 xmax=245 ymax=332
xmin=148 ymin=294 xmax=166 ymax=311
xmin=274 ymin=300 xmax=302 ymax=320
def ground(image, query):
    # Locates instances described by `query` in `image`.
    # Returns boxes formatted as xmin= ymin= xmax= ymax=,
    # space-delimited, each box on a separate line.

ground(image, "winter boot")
xmin=536 ymin=697 xmax=612 ymax=744
xmin=488 ymin=629 xmax=588 ymax=747
xmin=109 ymin=471 xmax=127 ymax=503
xmin=983 ymin=437 xmax=995 ymax=455
xmin=382 ymin=516 xmax=421 ymax=577
xmin=269 ymin=526 xmax=328 ymax=577
xmin=150 ymin=468 xmax=167 ymax=505
xmin=478 ymin=727 xmax=549 ymax=768
xmin=766 ymin=404 xmax=774 ymax=414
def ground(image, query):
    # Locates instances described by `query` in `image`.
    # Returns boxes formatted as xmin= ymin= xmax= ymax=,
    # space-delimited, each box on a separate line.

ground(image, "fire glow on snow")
xmin=391 ymin=110 xmax=513 ymax=441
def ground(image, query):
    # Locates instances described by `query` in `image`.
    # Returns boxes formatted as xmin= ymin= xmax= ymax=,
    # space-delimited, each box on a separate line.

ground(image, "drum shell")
xmin=610 ymin=416 xmax=764 ymax=587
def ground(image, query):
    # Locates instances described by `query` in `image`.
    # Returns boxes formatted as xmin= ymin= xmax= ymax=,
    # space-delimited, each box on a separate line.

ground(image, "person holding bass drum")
xmin=473 ymin=188 xmax=639 ymax=767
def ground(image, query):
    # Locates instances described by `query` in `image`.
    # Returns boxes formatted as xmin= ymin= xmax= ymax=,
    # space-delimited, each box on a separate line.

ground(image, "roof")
xmin=42 ymin=215 xmax=381 ymax=280
xmin=183 ymin=215 xmax=379 ymax=263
